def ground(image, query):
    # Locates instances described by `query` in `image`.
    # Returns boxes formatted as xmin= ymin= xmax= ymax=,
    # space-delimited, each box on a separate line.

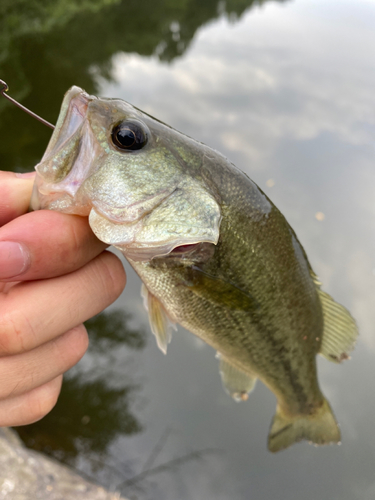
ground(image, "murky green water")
xmin=2 ymin=0 xmax=375 ymax=498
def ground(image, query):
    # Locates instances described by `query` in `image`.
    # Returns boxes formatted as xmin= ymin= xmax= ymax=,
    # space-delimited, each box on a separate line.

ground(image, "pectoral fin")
xmin=217 ymin=353 xmax=257 ymax=402
xmin=141 ymin=284 xmax=176 ymax=354
xmin=316 ymin=288 xmax=358 ymax=363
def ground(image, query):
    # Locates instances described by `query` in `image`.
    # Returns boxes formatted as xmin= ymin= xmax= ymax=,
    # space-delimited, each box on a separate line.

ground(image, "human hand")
xmin=0 ymin=171 xmax=126 ymax=426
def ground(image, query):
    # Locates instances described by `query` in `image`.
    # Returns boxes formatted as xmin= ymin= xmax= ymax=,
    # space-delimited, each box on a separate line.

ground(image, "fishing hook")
xmin=0 ymin=79 xmax=55 ymax=130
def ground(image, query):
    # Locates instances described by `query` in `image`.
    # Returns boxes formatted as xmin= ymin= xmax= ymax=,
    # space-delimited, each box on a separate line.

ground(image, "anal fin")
xmin=317 ymin=289 xmax=358 ymax=363
xmin=217 ymin=353 xmax=257 ymax=402
xmin=141 ymin=284 xmax=176 ymax=354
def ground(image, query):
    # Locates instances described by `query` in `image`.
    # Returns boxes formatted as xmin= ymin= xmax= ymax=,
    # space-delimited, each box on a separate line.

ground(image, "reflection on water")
xmin=117 ymin=442 xmax=220 ymax=498
xmin=15 ymin=310 xmax=221 ymax=496
xmin=16 ymin=309 xmax=145 ymax=467
xmin=0 ymin=0 xmax=278 ymax=173
xmin=85 ymin=309 xmax=146 ymax=352
xmin=2 ymin=0 xmax=375 ymax=498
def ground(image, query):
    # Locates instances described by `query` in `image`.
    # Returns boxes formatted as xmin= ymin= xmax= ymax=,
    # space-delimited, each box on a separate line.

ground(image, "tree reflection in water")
xmin=15 ymin=308 xmax=221 ymax=495
xmin=16 ymin=309 xmax=146 ymax=470
xmin=0 ymin=0 xmax=286 ymax=174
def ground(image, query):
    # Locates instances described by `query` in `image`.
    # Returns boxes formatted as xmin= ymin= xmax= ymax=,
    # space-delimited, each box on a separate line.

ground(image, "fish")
xmin=31 ymin=86 xmax=358 ymax=452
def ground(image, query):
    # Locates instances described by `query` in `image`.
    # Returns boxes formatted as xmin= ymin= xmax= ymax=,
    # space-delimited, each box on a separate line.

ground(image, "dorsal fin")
xmin=141 ymin=284 xmax=177 ymax=354
xmin=310 ymin=271 xmax=358 ymax=363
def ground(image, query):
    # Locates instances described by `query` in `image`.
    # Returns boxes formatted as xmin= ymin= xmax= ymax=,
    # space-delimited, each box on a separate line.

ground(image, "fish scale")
xmin=130 ymin=198 xmax=323 ymax=413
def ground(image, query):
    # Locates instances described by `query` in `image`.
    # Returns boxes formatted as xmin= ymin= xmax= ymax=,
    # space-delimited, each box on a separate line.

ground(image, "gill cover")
xmin=89 ymin=177 xmax=221 ymax=261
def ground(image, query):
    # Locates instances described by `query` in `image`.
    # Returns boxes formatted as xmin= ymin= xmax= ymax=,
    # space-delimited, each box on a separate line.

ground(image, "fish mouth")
xmin=50 ymin=90 xmax=91 ymax=157
xmin=31 ymin=87 xmax=98 ymax=213
xmin=40 ymin=87 xmax=94 ymax=171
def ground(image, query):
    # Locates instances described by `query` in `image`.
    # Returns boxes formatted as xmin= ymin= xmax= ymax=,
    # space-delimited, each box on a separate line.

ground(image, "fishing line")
xmin=0 ymin=79 xmax=55 ymax=130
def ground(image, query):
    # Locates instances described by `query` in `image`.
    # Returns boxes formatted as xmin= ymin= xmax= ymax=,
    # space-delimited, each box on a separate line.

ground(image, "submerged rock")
xmin=0 ymin=428 xmax=127 ymax=500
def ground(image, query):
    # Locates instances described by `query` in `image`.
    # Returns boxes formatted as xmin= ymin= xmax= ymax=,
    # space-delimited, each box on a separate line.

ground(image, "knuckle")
xmin=0 ymin=377 xmax=62 ymax=427
xmin=29 ymin=380 xmax=61 ymax=423
xmin=56 ymin=325 xmax=89 ymax=368
xmin=0 ymin=375 xmax=27 ymax=401
xmin=99 ymin=252 xmax=126 ymax=300
xmin=73 ymin=324 xmax=89 ymax=356
xmin=65 ymin=215 xmax=85 ymax=259
xmin=0 ymin=174 xmax=34 ymax=226
xmin=0 ymin=307 xmax=33 ymax=355
xmin=66 ymin=215 xmax=104 ymax=265
xmin=83 ymin=252 xmax=126 ymax=307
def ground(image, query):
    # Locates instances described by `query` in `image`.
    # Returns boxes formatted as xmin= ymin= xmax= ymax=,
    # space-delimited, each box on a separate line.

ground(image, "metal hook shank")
xmin=0 ymin=79 xmax=55 ymax=130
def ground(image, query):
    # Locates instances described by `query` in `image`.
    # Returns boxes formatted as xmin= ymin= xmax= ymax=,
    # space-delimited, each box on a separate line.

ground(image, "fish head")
xmin=31 ymin=86 xmax=221 ymax=261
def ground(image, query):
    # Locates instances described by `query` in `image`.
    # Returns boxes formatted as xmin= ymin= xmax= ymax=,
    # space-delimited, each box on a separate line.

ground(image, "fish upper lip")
xmin=35 ymin=88 xmax=98 ymax=197
xmin=40 ymin=88 xmax=94 ymax=167
xmin=52 ymin=92 xmax=91 ymax=152
xmin=71 ymin=92 xmax=90 ymax=117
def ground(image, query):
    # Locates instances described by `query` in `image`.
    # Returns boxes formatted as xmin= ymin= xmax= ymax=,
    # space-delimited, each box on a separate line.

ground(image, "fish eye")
xmin=111 ymin=120 xmax=148 ymax=151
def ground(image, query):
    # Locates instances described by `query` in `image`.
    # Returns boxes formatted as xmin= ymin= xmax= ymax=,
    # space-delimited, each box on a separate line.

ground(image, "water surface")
xmin=2 ymin=0 xmax=375 ymax=498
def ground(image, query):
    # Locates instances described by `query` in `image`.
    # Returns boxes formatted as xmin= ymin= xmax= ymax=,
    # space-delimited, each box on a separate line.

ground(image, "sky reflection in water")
xmin=4 ymin=0 xmax=375 ymax=498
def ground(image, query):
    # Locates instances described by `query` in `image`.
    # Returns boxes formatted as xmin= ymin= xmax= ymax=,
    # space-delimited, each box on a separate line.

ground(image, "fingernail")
xmin=0 ymin=242 xmax=30 ymax=279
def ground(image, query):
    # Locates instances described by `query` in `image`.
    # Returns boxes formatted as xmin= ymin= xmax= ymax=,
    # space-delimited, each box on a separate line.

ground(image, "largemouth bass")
xmin=31 ymin=86 xmax=358 ymax=452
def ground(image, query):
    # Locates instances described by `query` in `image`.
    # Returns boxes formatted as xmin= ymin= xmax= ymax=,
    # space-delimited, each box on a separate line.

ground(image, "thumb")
xmin=0 ymin=171 xmax=35 ymax=227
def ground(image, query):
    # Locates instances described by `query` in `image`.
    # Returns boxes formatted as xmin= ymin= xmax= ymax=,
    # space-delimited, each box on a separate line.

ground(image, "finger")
xmin=0 ymin=210 xmax=108 ymax=281
xmin=0 ymin=171 xmax=35 ymax=227
xmin=0 ymin=375 xmax=63 ymax=427
xmin=0 ymin=250 xmax=126 ymax=355
xmin=0 ymin=324 xmax=88 ymax=400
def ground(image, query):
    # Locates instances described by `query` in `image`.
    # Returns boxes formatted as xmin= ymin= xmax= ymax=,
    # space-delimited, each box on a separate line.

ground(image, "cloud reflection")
xmin=102 ymin=1 xmax=375 ymax=160
xmin=99 ymin=0 xmax=375 ymax=353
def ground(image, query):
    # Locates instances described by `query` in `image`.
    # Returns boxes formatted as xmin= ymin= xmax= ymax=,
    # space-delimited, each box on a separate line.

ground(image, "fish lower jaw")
xmin=30 ymin=187 xmax=91 ymax=216
xmin=119 ymin=240 xmax=203 ymax=262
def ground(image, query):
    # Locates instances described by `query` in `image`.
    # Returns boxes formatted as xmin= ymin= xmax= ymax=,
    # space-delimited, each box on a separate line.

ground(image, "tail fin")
xmin=268 ymin=398 xmax=340 ymax=453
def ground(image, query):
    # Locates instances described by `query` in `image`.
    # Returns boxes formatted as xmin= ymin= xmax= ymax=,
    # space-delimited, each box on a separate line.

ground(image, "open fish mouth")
xmin=48 ymin=89 xmax=92 ymax=159
xmin=38 ymin=86 xmax=94 ymax=174
xmin=30 ymin=87 xmax=99 ymax=214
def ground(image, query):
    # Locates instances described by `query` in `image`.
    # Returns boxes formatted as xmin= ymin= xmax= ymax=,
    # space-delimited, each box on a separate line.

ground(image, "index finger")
xmin=0 ymin=171 xmax=35 ymax=226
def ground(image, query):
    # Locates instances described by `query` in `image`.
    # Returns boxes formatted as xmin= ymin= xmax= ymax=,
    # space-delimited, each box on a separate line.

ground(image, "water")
xmin=2 ymin=0 xmax=375 ymax=498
